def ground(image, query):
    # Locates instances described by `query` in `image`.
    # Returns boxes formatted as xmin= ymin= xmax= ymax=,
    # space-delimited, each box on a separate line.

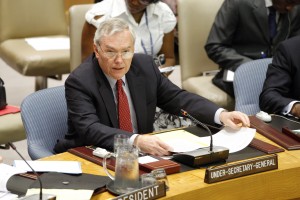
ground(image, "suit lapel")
xmin=126 ymin=65 xmax=147 ymax=133
xmin=273 ymin=14 xmax=290 ymax=44
xmin=93 ymin=60 xmax=118 ymax=128
xmin=252 ymin=0 xmax=269 ymax=42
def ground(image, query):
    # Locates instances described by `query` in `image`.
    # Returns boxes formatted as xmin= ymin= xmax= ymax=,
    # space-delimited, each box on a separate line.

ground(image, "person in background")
xmin=260 ymin=36 xmax=300 ymax=118
xmin=205 ymin=0 xmax=300 ymax=97
xmin=82 ymin=0 xmax=176 ymax=68
xmin=54 ymin=18 xmax=250 ymax=156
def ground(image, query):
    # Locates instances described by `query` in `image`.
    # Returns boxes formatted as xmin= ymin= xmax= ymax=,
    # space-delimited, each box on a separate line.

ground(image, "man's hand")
xmin=134 ymin=135 xmax=173 ymax=156
xmin=219 ymin=111 xmax=250 ymax=129
xmin=291 ymin=103 xmax=300 ymax=118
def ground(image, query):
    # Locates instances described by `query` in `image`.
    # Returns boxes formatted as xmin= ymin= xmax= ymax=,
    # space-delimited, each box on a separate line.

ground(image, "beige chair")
xmin=178 ymin=0 xmax=234 ymax=110
xmin=0 ymin=113 xmax=25 ymax=149
xmin=69 ymin=4 xmax=93 ymax=72
xmin=0 ymin=0 xmax=70 ymax=91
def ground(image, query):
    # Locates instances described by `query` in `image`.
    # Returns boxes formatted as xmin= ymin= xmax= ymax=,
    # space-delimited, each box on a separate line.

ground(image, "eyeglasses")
xmin=98 ymin=45 xmax=134 ymax=59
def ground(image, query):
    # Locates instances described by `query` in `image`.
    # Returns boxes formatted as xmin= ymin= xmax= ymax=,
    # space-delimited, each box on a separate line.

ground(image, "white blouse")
xmin=85 ymin=0 xmax=177 ymax=56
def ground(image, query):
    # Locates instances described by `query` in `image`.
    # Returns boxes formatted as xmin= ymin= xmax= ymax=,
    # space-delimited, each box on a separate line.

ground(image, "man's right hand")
xmin=291 ymin=103 xmax=300 ymax=118
xmin=134 ymin=135 xmax=173 ymax=156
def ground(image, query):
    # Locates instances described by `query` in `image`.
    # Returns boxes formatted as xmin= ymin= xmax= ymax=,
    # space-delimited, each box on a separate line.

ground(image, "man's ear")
xmin=93 ymin=44 xmax=100 ymax=58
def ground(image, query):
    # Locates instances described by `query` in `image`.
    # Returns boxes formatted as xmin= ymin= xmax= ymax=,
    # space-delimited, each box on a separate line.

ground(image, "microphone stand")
xmin=8 ymin=142 xmax=56 ymax=200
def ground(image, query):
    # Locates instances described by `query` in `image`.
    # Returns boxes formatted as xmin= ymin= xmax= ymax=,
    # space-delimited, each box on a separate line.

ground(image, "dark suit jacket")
xmin=259 ymin=36 xmax=300 ymax=114
xmin=205 ymin=0 xmax=300 ymax=96
xmin=54 ymin=54 xmax=220 ymax=153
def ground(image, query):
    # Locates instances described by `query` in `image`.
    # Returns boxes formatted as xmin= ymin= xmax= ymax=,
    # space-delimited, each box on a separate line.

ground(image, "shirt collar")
xmin=265 ymin=0 xmax=273 ymax=8
xmin=104 ymin=73 xmax=127 ymax=89
xmin=110 ymin=0 xmax=128 ymax=17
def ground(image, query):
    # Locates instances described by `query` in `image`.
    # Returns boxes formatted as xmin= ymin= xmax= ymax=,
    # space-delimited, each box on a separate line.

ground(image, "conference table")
xmin=41 ymin=133 xmax=300 ymax=200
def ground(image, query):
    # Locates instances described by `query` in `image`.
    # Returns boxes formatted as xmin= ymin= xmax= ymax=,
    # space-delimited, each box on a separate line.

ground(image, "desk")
xmin=41 ymin=133 xmax=300 ymax=200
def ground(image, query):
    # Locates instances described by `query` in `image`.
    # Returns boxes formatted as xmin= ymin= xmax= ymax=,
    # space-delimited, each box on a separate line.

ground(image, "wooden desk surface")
xmin=41 ymin=133 xmax=300 ymax=200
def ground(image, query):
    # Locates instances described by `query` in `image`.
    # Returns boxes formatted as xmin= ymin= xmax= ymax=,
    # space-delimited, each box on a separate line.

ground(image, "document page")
xmin=156 ymin=127 xmax=256 ymax=153
xmin=156 ymin=130 xmax=209 ymax=152
xmin=0 ymin=163 xmax=26 ymax=192
xmin=26 ymin=189 xmax=93 ymax=200
xmin=13 ymin=161 xmax=82 ymax=174
xmin=198 ymin=127 xmax=256 ymax=153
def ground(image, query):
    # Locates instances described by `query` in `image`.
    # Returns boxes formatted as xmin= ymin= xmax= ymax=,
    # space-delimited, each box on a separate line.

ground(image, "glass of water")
xmin=151 ymin=168 xmax=169 ymax=190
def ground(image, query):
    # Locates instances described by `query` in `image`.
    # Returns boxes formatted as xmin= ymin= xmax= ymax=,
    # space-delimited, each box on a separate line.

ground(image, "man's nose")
xmin=114 ymin=53 xmax=124 ymax=62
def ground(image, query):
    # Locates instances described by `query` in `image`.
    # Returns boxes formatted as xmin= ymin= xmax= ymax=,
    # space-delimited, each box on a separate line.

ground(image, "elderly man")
xmin=54 ymin=18 xmax=249 ymax=156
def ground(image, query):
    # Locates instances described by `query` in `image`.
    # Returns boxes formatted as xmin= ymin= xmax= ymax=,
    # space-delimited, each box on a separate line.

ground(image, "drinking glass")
xmin=151 ymin=168 xmax=169 ymax=190
xmin=141 ymin=173 xmax=157 ymax=187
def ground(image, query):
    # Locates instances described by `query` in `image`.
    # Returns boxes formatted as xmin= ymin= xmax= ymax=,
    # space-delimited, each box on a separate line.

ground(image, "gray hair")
xmin=93 ymin=18 xmax=136 ymax=48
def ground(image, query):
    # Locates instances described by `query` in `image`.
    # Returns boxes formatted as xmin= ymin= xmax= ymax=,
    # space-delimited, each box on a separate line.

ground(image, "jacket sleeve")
xmin=259 ymin=42 xmax=296 ymax=114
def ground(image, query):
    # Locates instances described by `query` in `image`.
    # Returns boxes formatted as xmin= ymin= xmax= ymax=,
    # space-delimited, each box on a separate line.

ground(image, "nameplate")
xmin=111 ymin=182 xmax=166 ymax=200
xmin=204 ymin=154 xmax=278 ymax=184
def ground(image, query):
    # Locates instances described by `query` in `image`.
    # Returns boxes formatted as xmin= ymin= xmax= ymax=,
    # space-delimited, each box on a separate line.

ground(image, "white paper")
xmin=26 ymin=189 xmax=93 ymax=200
xmin=0 ymin=163 xmax=26 ymax=192
xmin=223 ymin=70 xmax=235 ymax=82
xmin=13 ymin=161 xmax=82 ymax=174
xmin=138 ymin=156 xmax=159 ymax=164
xmin=163 ymin=138 xmax=204 ymax=153
xmin=196 ymin=127 xmax=256 ymax=153
xmin=156 ymin=127 xmax=256 ymax=153
xmin=159 ymin=66 xmax=177 ymax=73
xmin=0 ymin=191 xmax=18 ymax=200
xmin=25 ymin=37 xmax=70 ymax=51
xmin=156 ymin=130 xmax=208 ymax=153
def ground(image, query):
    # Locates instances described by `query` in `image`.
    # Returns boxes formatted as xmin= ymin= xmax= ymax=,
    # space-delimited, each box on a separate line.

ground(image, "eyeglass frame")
xmin=97 ymin=45 xmax=134 ymax=60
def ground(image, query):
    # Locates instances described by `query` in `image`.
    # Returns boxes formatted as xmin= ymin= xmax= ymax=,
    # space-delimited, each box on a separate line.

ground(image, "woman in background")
xmin=82 ymin=0 xmax=176 ymax=67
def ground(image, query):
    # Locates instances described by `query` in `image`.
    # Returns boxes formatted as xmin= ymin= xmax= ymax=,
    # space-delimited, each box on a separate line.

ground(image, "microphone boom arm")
xmin=181 ymin=109 xmax=213 ymax=151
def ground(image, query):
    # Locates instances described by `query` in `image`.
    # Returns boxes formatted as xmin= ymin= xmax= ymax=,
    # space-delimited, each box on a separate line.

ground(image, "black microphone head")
xmin=180 ymin=109 xmax=187 ymax=116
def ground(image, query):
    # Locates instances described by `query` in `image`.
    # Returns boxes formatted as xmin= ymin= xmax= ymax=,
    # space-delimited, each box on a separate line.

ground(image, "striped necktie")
xmin=117 ymin=79 xmax=133 ymax=132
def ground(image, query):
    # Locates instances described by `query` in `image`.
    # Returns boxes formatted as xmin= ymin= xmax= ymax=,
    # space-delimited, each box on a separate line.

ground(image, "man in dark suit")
xmin=205 ymin=0 xmax=300 ymax=97
xmin=54 ymin=18 xmax=250 ymax=156
xmin=260 ymin=36 xmax=300 ymax=118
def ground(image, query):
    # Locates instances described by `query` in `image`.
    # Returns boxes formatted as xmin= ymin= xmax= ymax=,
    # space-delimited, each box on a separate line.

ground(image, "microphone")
xmin=8 ymin=142 xmax=56 ymax=200
xmin=171 ymin=110 xmax=229 ymax=167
